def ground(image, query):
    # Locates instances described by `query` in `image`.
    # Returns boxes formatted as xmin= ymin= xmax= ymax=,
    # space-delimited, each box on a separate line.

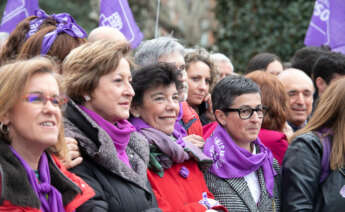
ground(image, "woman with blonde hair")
xmin=282 ymin=77 xmax=345 ymax=212
xmin=0 ymin=57 xmax=94 ymax=211
xmin=182 ymin=49 xmax=216 ymax=138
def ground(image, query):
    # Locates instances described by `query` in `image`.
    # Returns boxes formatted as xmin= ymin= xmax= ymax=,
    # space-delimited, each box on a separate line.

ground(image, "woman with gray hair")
xmin=134 ymin=36 xmax=188 ymax=102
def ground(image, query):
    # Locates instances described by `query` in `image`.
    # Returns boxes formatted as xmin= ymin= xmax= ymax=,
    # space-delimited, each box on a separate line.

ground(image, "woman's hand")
xmin=183 ymin=134 xmax=205 ymax=148
xmin=61 ymin=137 xmax=83 ymax=169
xmin=204 ymin=94 xmax=216 ymax=122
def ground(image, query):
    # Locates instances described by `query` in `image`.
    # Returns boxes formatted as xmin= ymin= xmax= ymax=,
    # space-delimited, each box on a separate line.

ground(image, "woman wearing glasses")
xmin=0 ymin=57 xmax=94 ymax=211
xmin=203 ymin=75 xmax=281 ymax=212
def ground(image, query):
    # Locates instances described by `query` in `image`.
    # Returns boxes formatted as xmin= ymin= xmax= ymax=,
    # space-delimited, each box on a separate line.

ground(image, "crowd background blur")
xmin=0 ymin=0 xmax=316 ymax=73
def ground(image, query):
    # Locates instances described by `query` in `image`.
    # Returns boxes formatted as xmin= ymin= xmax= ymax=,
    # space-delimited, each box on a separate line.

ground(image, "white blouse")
xmin=244 ymin=145 xmax=261 ymax=203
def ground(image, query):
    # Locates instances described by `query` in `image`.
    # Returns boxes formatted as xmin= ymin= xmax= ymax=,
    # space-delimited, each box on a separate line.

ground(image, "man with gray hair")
xmin=278 ymin=68 xmax=315 ymax=131
xmin=210 ymin=53 xmax=234 ymax=81
xmin=88 ymin=26 xmax=127 ymax=43
xmin=134 ymin=36 xmax=188 ymax=101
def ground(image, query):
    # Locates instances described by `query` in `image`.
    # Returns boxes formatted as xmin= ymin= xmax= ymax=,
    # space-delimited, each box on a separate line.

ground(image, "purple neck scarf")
xmin=40 ymin=11 xmax=87 ymax=55
xmin=80 ymin=106 xmax=135 ymax=167
xmin=130 ymin=117 xmax=211 ymax=166
xmin=9 ymin=147 xmax=64 ymax=212
xmin=204 ymin=125 xmax=277 ymax=197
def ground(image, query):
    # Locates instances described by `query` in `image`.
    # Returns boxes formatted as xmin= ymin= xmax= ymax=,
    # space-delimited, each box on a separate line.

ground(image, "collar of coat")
xmin=63 ymin=100 xmax=151 ymax=192
xmin=0 ymin=140 xmax=81 ymax=209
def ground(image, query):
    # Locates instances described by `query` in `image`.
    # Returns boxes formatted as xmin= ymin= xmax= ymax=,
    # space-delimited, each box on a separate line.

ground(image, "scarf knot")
xmin=10 ymin=147 xmax=65 ymax=212
xmin=80 ymin=106 xmax=135 ymax=167
xmin=38 ymin=183 xmax=53 ymax=193
xmin=204 ymin=125 xmax=277 ymax=197
xmin=130 ymin=117 xmax=212 ymax=177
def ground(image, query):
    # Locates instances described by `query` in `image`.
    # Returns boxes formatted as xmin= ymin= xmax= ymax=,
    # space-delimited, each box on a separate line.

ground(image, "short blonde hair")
xmin=62 ymin=40 xmax=131 ymax=105
xmin=0 ymin=56 xmax=66 ymax=157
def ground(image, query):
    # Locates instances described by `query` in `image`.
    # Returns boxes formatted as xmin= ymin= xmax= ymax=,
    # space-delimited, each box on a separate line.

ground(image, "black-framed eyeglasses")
xmin=222 ymin=105 xmax=268 ymax=120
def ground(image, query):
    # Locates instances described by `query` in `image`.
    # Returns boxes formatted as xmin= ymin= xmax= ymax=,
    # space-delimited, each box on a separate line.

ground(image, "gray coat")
xmin=64 ymin=100 xmax=161 ymax=212
xmin=204 ymin=147 xmax=281 ymax=212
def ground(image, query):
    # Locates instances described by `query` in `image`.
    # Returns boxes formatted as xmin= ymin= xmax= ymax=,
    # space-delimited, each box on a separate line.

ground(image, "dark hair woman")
xmin=130 ymin=63 xmax=227 ymax=212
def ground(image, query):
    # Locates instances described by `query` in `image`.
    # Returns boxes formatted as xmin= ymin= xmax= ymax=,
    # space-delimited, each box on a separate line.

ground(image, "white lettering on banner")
xmin=314 ymin=1 xmax=330 ymax=22
xmin=210 ymin=137 xmax=225 ymax=169
xmin=1 ymin=0 xmax=28 ymax=24
xmin=100 ymin=12 xmax=123 ymax=30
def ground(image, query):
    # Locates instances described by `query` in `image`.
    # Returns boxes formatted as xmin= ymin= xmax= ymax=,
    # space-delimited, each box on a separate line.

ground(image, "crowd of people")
xmin=0 ymin=9 xmax=344 ymax=212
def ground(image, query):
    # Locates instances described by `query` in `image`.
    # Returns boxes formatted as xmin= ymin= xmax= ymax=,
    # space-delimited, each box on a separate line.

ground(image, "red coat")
xmin=0 ymin=151 xmax=94 ymax=212
xmin=181 ymin=102 xmax=203 ymax=137
xmin=148 ymin=160 xmax=226 ymax=212
xmin=258 ymin=128 xmax=288 ymax=165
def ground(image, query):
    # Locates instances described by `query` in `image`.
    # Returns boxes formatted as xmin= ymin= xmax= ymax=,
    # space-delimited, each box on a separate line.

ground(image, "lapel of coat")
xmin=225 ymin=177 xmax=257 ymax=212
xmin=256 ymin=168 xmax=274 ymax=211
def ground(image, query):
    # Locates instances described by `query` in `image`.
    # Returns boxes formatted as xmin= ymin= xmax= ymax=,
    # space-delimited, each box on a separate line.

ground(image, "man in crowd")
xmin=278 ymin=68 xmax=314 ymax=132
xmin=312 ymin=51 xmax=345 ymax=98
xmin=210 ymin=53 xmax=234 ymax=81
xmin=88 ymin=26 xmax=127 ymax=43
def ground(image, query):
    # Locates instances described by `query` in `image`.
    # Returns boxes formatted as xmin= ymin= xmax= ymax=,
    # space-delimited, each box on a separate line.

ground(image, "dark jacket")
xmin=64 ymin=100 xmax=161 ymax=212
xmin=0 ymin=140 xmax=94 ymax=212
xmin=282 ymin=132 xmax=345 ymax=212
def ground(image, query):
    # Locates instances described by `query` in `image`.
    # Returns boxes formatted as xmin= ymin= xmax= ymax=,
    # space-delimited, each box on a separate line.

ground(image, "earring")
xmin=131 ymin=112 xmax=140 ymax=118
xmin=0 ymin=122 xmax=8 ymax=135
xmin=84 ymin=95 xmax=91 ymax=101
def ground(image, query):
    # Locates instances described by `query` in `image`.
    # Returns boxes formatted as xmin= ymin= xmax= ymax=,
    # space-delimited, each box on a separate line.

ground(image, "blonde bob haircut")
xmin=0 ymin=56 xmax=66 ymax=157
xmin=290 ymin=77 xmax=345 ymax=170
xmin=62 ymin=40 xmax=131 ymax=105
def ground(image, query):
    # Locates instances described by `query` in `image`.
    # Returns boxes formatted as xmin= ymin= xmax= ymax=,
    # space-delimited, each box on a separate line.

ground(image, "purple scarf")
xmin=40 ymin=11 xmax=87 ymax=55
xmin=80 ymin=106 xmax=135 ymax=167
xmin=10 ymin=147 xmax=64 ymax=212
xmin=204 ymin=125 xmax=277 ymax=197
xmin=131 ymin=117 xmax=212 ymax=167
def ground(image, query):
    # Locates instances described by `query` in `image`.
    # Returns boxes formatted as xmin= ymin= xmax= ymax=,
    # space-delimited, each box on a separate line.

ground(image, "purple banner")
xmin=0 ymin=0 xmax=39 ymax=34
xmin=305 ymin=0 xmax=345 ymax=54
xmin=99 ymin=0 xmax=143 ymax=48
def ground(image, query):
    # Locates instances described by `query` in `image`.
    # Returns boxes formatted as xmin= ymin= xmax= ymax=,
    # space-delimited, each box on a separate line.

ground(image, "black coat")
xmin=281 ymin=132 xmax=345 ymax=212
xmin=64 ymin=100 xmax=161 ymax=212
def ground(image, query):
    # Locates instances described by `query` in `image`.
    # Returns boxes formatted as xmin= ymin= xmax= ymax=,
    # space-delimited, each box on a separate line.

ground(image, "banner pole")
xmin=154 ymin=0 xmax=160 ymax=38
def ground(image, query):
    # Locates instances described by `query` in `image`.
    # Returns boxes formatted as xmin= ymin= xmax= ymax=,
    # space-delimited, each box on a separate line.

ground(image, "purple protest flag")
xmin=304 ymin=0 xmax=345 ymax=54
xmin=99 ymin=0 xmax=143 ymax=48
xmin=328 ymin=0 xmax=345 ymax=53
xmin=0 ymin=0 xmax=39 ymax=34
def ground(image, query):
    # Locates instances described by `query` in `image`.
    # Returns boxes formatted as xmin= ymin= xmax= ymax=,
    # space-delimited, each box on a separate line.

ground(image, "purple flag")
xmin=99 ymin=0 xmax=143 ymax=48
xmin=0 ymin=0 xmax=39 ymax=34
xmin=305 ymin=0 xmax=345 ymax=54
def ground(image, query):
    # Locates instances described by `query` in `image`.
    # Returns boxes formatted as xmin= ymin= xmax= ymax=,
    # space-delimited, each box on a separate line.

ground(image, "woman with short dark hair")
xmin=203 ymin=75 xmax=281 ymax=211
xmin=130 ymin=63 xmax=226 ymax=212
